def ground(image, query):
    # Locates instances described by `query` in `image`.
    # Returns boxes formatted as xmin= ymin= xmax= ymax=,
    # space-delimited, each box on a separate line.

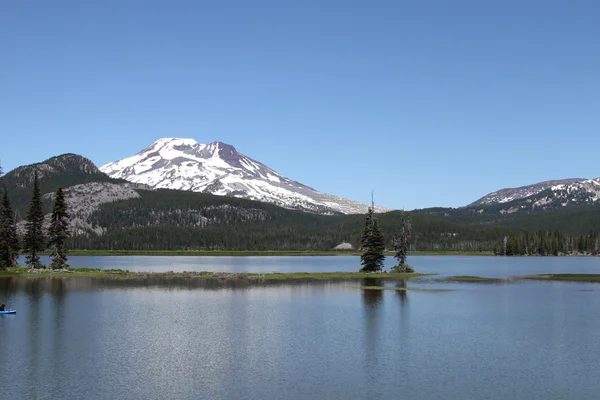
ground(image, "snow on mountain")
xmin=470 ymin=178 xmax=585 ymax=206
xmin=470 ymin=178 xmax=600 ymax=209
xmin=100 ymin=138 xmax=389 ymax=214
xmin=545 ymin=178 xmax=600 ymax=205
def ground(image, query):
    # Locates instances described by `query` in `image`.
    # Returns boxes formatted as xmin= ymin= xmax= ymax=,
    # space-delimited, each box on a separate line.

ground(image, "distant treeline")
xmin=494 ymin=231 xmax=600 ymax=256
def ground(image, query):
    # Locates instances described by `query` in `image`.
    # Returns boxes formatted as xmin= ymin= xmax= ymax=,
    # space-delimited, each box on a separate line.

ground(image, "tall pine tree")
xmin=0 ymin=164 xmax=19 ymax=270
xmin=360 ymin=205 xmax=386 ymax=272
xmin=24 ymin=171 xmax=45 ymax=268
xmin=48 ymin=187 xmax=69 ymax=269
xmin=392 ymin=212 xmax=414 ymax=273
xmin=0 ymin=164 xmax=5 ymax=270
xmin=0 ymin=188 xmax=20 ymax=269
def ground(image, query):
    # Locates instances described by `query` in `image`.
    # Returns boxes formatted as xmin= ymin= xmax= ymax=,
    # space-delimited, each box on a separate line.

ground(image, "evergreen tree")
xmin=24 ymin=171 xmax=45 ymax=268
xmin=360 ymin=206 xmax=385 ymax=272
xmin=48 ymin=187 xmax=69 ymax=269
xmin=0 ymin=164 xmax=5 ymax=271
xmin=392 ymin=212 xmax=414 ymax=273
xmin=0 ymin=188 xmax=20 ymax=269
xmin=495 ymin=230 xmax=600 ymax=256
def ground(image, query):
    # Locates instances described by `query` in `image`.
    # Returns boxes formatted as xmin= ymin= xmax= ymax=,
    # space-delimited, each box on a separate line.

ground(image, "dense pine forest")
xmin=63 ymin=188 xmax=504 ymax=251
xmin=494 ymin=231 xmax=600 ymax=256
xmin=66 ymin=189 xmax=600 ymax=252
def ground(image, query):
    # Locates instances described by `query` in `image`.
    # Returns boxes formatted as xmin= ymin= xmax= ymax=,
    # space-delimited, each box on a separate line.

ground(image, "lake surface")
xmin=17 ymin=254 xmax=600 ymax=277
xmin=2 ymin=256 xmax=600 ymax=399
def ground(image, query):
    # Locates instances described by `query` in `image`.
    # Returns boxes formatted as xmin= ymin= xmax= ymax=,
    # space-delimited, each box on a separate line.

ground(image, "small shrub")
xmin=390 ymin=264 xmax=414 ymax=273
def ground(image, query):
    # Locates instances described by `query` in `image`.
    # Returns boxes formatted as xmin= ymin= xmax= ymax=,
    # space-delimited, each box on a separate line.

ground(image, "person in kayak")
xmin=0 ymin=304 xmax=5 ymax=311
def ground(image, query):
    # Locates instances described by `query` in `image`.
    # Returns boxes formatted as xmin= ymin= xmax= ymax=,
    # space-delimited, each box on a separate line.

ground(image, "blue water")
xmin=2 ymin=256 xmax=600 ymax=399
xmin=17 ymin=254 xmax=600 ymax=276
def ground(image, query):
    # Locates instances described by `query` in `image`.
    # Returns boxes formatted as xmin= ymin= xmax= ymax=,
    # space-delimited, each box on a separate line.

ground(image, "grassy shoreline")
xmin=445 ymin=275 xmax=507 ymax=283
xmin=6 ymin=268 xmax=600 ymax=284
xmin=32 ymin=250 xmax=494 ymax=257
xmin=519 ymin=274 xmax=600 ymax=283
xmin=0 ymin=267 xmax=432 ymax=281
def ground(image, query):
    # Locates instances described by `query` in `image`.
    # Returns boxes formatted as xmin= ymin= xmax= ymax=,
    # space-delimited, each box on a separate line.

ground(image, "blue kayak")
xmin=0 ymin=310 xmax=16 ymax=315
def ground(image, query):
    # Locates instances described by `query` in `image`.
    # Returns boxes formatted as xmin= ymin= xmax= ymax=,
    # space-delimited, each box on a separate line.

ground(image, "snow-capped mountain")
xmin=469 ymin=178 xmax=600 ymax=211
xmin=100 ymin=138 xmax=388 ymax=214
xmin=470 ymin=178 xmax=586 ymax=205
xmin=534 ymin=178 xmax=600 ymax=206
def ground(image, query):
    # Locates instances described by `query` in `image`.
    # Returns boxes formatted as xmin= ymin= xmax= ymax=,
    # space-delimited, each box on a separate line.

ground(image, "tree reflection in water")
xmin=362 ymin=278 xmax=383 ymax=397
xmin=396 ymin=279 xmax=407 ymax=305
xmin=362 ymin=278 xmax=383 ymax=310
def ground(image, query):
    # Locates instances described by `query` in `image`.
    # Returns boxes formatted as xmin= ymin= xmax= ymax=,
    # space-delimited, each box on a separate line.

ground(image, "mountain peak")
xmin=100 ymin=138 xmax=389 ymax=214
xmin=469 ymin=177 xmax=600 ymax=212
xmin=5 ymin=153 xmax=103 ymax=186
xmin=150 ymin=137 xmax=199 ymax=146
xmin=471 ymin=178 xmax=586 ymax=206
xmin=205 ymin=141 xmax=239 ymax=159
xmin=3 ymin=153 xmax=114 ymax=201
xmin=141 ymin=138 xmax=239 ymax=160
xmin=145 ymin=137 xmax=201 ymax=153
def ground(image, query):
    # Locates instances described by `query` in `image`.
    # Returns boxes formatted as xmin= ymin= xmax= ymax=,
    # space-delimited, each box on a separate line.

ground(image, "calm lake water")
xmin=2 ymin=256 xmax=600 ymax=399
xmin=16 ymin=254 xmax=600 ymax=276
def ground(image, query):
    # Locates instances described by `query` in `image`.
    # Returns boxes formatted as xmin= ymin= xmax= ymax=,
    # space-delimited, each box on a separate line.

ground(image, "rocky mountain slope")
xmin=15 ymin=182 xmax=143 ymax=236
xmin=470 ymin=178 xmax=585 ymax=205
xmin=2 ymin=154 xmax=147 ymax=235
xmin=470 ymin=178 xmax=600 ymax=212
xmin=47 ymin=182 xmax=143 ymax=235
xmin=3 ymin=153 xmax=123 ymax=216
xmin=100 ymin=138 xmax=388 ymax=214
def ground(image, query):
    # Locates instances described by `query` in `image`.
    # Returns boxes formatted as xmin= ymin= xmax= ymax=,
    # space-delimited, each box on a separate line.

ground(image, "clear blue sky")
xmin=2 ymin=0 xmax=599 ymax=210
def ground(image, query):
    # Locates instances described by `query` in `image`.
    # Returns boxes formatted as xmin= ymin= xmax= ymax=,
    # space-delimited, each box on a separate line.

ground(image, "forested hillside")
xmin=3 ymin=154 xmax=600 ymax=252
xmin=4 ymin=154 xmax=123 ymax=218
xmin=412 ymin=204 xmax=600 ymax=234
xmin=64 ymin=188 xmax=518 ymax=251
